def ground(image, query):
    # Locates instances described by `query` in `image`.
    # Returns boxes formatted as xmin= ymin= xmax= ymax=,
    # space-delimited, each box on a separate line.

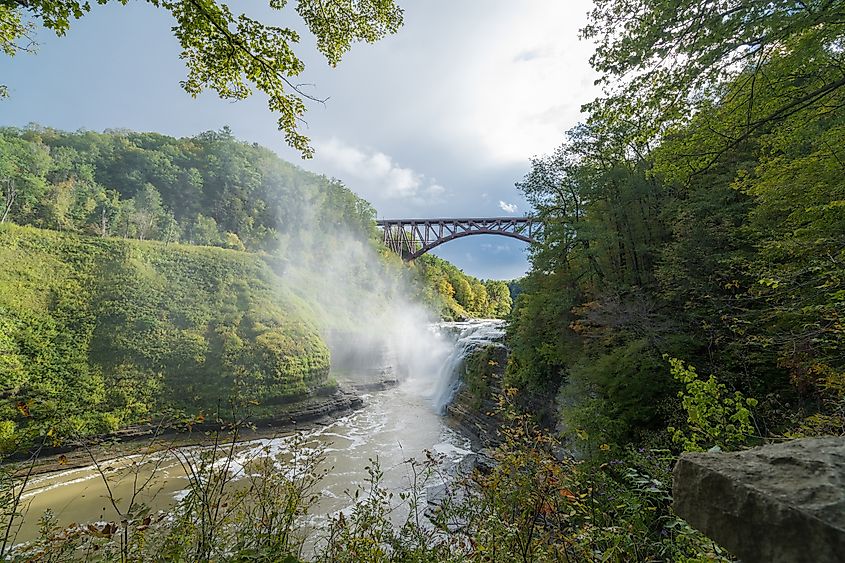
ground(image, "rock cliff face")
xmin=444 ymin=343 xmax=508 ymax=448
xmin=444 ymin=341 xmax=558 ymax=448
xmin=673 ymin=437 xmax=845 ymax=563
xmin=264 ymin=388 xmax=364 ymax=425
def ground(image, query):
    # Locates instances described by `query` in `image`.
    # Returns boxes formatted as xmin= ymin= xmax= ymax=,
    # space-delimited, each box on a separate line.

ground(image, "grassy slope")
xmin=0 ymin=224 xmax=329 ymax=452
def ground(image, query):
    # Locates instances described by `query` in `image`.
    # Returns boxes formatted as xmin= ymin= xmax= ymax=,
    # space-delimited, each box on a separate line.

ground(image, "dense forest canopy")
xmin=0 ymin=0 xmax=403 ymax=155
xmin=0 ymin=125 xmax=375 ymax=250
xmin=415 ymin=254 xmax=513 ymax=320
xmin=583 ymin=0 xmax=845 ymax=152
xmin=508 ymin=0 xmax=845 ymax=448
xmin=473 ymin=5 xmax=845 ymax=557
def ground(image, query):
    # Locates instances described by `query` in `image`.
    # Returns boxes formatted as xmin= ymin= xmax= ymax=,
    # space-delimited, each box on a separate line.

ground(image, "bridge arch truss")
xmin=376 ymin=217 xmax=540 ymax=260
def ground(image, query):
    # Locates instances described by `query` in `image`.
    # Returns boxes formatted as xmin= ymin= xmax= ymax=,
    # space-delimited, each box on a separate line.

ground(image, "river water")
xmin=14 ymin=320 xmax=505 ymax=546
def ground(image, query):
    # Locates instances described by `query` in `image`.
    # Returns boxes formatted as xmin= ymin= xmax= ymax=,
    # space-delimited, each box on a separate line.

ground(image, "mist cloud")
xmin=274 ymin=195 xmax=454 ymax=398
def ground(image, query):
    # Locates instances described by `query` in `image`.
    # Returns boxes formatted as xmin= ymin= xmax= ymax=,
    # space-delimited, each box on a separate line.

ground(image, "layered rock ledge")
xmin=12 ymin=388 xmax=364 ymax=476
xmin=673 ymin=437 xmax=845 ymax=563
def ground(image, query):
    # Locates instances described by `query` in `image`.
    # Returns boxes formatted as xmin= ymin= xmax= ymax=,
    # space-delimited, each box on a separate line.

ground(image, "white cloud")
xmin=428 ymin=183 xmax=446 ymax=196
xmin=499 ymin=200 xmax=518 ymax=213
xmin=445 ymin=1 xmax=599 ymax=165
xmin=313 ymin=137 xmax=447 ymax=208
xmin=360 ymin=0 xmax=601 ymax=168
xmin=480 ymin=242 xmax=513 ymax=253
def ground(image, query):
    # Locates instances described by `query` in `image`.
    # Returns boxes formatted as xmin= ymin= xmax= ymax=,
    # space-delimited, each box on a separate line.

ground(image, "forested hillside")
xmin=0 ymin=224 xmax=331 ymax=453
xmin=0 ymin=126 xmax=508 ymax=320
xmin=414 ymin=254 xmax=512 ymax=320
xmin=507 ymin=1 xmax=845 ymax=451
xmin=0 ymin=126 xmax=373 ymax=251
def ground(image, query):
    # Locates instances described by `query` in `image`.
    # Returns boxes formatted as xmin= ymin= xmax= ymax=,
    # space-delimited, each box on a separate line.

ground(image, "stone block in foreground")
xmin=673 ymin=437 xmax=845 ymax=563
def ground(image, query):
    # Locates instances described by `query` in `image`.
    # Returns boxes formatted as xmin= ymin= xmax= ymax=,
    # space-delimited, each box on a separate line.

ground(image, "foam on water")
xmin=15 ymin=320 xmax=497 ymax=545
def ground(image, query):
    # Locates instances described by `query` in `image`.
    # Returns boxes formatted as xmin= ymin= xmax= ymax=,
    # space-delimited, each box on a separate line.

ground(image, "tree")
xmin=86 ymin=186 xmax=120 ymax=236
xmin=190 ymin=213 xmax=222 ymax=246
xmin=0 ymin=5 xmax=34 ymax=99
xmin=1 ymin=0 xmax=404 ymax=156
xmin=0 ymin=135 xmax=51 ymax=223
xmin=115 ymin=197 xmax=137 ymax=239
xmin=41 ymin=179 xmax=77 ymax=230
xmin=0 ymin=177 xmax=15 ymax=224
xmin=435 ymin=276 xmax=454 ymax=300
xmin=469 ymin=279 xmax=489 ymax=316
xmin=160 ymin=211 xmax=182 ymax=244
xmin=130 ymin=183 xmax=165 ymax=240
xmin=583 ymin=0 xmax=845 ymax=162
xmin=485 ymin=280 xmax=512 ymax=318
xmin=452 ymin=276 xmax=473 ymax=310
xmin=222 ymin=231 xmax=245 ymax=251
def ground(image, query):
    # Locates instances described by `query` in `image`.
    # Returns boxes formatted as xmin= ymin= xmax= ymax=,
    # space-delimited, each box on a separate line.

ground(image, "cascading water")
xmin=431 ymin=320 xmax=506 ymax=414
xmin=13 ymin=320 xmax=501 ymax=545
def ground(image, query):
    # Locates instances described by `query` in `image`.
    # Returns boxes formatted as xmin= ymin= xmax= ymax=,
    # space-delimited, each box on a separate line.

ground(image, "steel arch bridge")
xmin=376 ymin=216 xmax=540 ymax=260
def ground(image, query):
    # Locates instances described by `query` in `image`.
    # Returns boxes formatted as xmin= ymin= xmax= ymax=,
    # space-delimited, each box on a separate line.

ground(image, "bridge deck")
xmin=376 ymin=216 xmax=539 ymax=260
xmin=376 ymin=216 xmax=532 ymax=224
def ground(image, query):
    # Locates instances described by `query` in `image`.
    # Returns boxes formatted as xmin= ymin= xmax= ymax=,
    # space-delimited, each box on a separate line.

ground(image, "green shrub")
xmin=559 ymin=338 xmax=681 ymax=446
xmin=0 ymin=421 xmax=16 ymax=454
xmin=666 ymin=356 xmax=758 ymax=452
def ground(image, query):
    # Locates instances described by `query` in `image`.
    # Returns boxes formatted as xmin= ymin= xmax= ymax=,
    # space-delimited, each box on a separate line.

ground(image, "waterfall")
xmin=431 ymin=320 xmax=506 ymax=414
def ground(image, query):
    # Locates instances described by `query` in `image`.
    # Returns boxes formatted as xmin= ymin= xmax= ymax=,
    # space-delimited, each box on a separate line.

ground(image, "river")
xmin=13 ymin=320 xmax=505 ymax=547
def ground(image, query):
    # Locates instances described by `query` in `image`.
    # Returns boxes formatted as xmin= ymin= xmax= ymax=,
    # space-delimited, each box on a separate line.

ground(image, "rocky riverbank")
xmin=444 ymin=343 xmax=508 ymax=448
xmin=8 ymin=385 xmax=373 ymax=477
xmin=444 ymin=340 xmax=558 ymax=449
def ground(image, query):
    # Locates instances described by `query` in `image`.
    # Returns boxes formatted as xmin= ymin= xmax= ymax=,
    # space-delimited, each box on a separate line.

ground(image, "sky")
xmin=0 ymin=0 xmax=599 ymax=279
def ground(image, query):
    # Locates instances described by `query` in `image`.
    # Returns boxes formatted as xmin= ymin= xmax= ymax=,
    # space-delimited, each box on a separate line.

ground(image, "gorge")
xmin=11 ymin=320 xmax=503 ymax=548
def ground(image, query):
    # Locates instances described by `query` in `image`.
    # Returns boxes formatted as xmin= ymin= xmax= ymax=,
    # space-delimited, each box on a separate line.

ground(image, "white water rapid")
xmin=431 ymin=320 xmax=506 ymax=414
xmin=14 ymin=320 xmax=505 ymax=545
